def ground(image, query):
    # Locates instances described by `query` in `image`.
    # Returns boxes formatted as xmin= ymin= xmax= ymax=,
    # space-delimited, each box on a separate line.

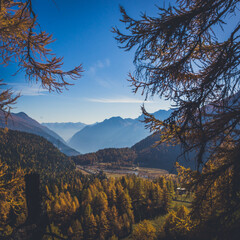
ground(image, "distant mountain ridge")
xmin=0 ymin=111 xmax=79 ymax=156
xmin=42 ymin=122 xmax=87 ymax=141
xmin=68 ymin=109 xmax=173 ymax=154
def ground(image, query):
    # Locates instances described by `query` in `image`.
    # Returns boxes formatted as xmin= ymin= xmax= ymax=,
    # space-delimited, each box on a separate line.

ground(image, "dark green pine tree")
xmin=162 ymin=180 xmax=171 ymax=213
xmin=98 ymin=211 xmax=110 ymax=240
xmin=69 ymin=219 xmax=84 ymax=240
xmin=84 ymin=213 xmax=97 ymax=240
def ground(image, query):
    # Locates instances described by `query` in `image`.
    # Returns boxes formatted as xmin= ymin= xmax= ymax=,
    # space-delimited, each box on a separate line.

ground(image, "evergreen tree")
xmin=109 ymin=205 xmax=120 ymax=236
xmin=69 ymin=219 xmax=84 ymax=240
xmin=167 ymin=180 xmax=175 ymax=199
xmin=132 ymin=179 xmax=146 ymax=221
xmin=160 ymin=178 xmax=172 ymax=213
xmin=108 ymin=188 xmax=117 ymax=207
xmin=98 ymin=211 xmax=110 ymax=240
xmin=84 ymin=213 xmax=97 ymax=240
xmin=93 ymin=192 xmax=108 ymax=215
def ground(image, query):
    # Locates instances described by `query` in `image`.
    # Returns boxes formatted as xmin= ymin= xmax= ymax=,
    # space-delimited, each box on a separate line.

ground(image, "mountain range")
xmin=68 ymin=109 xmax=173 ymax=154
xmin=0 ymin=111 xmax=79 ymax=156
xmin=0 ymin=109 xmax=196 ymax=172
xmin=42 ymin=122 xmax=87 ymax=141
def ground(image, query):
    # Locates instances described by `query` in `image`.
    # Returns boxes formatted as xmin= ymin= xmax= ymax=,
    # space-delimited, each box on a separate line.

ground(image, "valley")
xmin=76 ymin=163 xmax=169 ymax=179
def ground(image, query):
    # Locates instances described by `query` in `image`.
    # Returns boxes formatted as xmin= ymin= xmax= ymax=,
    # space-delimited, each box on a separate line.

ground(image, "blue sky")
xmin=3 ymin=0 xmax=173 ymax=123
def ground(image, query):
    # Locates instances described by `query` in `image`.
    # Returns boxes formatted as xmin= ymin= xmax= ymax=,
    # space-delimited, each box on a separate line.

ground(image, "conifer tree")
xmin=153 ymin=185 xmax=163 ymax=208
xmin=108 ymin=188 xmax=117 ymax=207
xmin=44 ymin=223 xmax=66 ymax=240
xmin=53 ymin=185 xmax=59 ymax=196
xmin=98 ymin=211 xmax=110 ymax=240
xmin=108 ymin=205 xmax=120 ymax=236
xmin=84 ymin=204 xmax=92 ymax=220
xmin=163 ymin=206 xmax=192 ymax=239
xmin=114 ymin=1 xmax=240 ymax=237
xmin=53 ymin=201 xmax=61 ymax=214
xmin=132 ymin=219 xmax=157 ymax=240
xmin=84 ymin=213 xmax=97 ymax=240
xmin=162 ymin=185 xmax=171 ymax=213
xmin=93 ymin=192 xmax=108 ymax=215
xmin=122 ymin=213 xmax=132 ymax=236
xmin=0 ymin=161 xmax=25 ymax=237
xmin=132 ymin=179 xmax=146 ymax=220
xmin=82 ymin=189 xmax=93 ymax=206
xmin=117 ymin=187 xmax=133 ymax=218
xmin=0 ymin=0 xmax=82 ymax=113
xmin=69 ymin=219 xmax=84 ymax=240
xmin=167 ymin=180 xmax=175 ymax=199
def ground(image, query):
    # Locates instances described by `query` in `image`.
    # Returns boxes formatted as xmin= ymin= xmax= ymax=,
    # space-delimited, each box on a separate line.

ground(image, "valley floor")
xmin=76 ymin=164 xmax=171 ymax=179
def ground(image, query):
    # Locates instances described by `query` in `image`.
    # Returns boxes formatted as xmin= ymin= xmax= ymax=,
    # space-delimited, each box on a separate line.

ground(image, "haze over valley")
xmin=1 ymin=108 xmax=173 ymax=157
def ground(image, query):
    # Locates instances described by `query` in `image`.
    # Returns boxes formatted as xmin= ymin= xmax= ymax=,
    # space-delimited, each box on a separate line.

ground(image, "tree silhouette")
xmin=113 ymin=0 xmax=240 ymax=168
xmin=0 ymin=0 xmax=83 ymax=113
xmin=114 ymin=0 xmax=240 ymax=238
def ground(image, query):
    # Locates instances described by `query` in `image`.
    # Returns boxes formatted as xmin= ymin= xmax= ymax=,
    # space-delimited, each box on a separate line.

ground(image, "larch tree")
xmin=0 ymin=0 xmax=82 ymax=114
xmin=0 ymin=160 xmax=25 ymax=235
xmin=132 ymin=219 xmax=157 ymax=240
xmin=113 ymin=0 xmax=240 ymax=238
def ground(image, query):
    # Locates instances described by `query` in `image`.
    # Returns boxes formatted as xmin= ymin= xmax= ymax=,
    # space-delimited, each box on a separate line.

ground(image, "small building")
xmin=176 ymin=187 xmax=186 ymax=195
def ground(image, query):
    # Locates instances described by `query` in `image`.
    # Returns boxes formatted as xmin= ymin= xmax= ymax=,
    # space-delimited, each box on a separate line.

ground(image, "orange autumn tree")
xmin=114 ymin=0 xmax=240 ymax=239
xmin=0 ymin=160 xmax=25 ymax=236
xmin=132 ymin=219 xmax=157 ymax=240
xmin=0 ymin=0 xmax=82 ymax=113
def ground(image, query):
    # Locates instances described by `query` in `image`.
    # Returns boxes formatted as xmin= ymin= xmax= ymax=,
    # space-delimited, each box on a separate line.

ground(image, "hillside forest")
xmin=0 ymin=128 xmax=238 ymax=240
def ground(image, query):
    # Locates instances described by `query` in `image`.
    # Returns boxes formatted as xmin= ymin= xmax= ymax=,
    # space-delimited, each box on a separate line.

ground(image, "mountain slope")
xmin=42 ymin=122 xmax=87 ymax=141
xmin=132 ymin=133 xmax=195 ymax=172
xmin=68 ymin=109 xmax=173 ymax=154
xmin=0 ymin=129 xmax=75 ymax=173
xmin=72 ymin=147 xmax=137 ymax=166
xmin=72 ymin=132 xmax=195 ymax=173
xmin=0 ymin=111 xmax=79 ymax=156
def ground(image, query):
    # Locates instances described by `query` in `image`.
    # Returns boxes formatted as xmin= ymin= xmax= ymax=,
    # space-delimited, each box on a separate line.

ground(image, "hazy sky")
xmin=3 ymin=0 xmax=173 ymax=123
